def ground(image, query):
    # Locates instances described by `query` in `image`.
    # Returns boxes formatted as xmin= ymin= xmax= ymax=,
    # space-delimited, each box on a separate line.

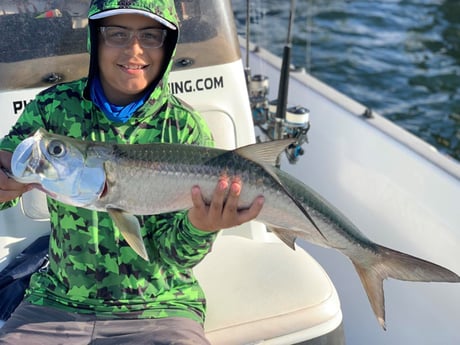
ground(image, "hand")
xmin=0 ymin=150 xmax=30 ymax=203
xmin=188 ymin=176 xmax=264 ymax=232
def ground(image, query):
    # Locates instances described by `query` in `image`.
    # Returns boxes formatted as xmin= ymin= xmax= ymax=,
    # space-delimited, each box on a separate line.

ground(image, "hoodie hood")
xmin=85 ymin=0 xmax=179 ymax=115
xmin=89 ymin=8 xmax=176 ymax=30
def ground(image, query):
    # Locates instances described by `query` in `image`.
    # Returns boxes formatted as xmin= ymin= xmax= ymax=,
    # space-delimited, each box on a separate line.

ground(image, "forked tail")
xmin=351 ymin=245 xmax=460 ymax=330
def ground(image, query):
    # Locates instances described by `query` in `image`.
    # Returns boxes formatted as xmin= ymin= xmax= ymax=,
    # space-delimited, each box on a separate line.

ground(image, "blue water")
xmin=232 ymin=0 xmax=460 ymax=162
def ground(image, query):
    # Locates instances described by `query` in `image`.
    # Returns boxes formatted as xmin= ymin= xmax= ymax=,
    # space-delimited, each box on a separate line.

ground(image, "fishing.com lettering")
xmin=169 ymin=76 xmax=224 ymax=95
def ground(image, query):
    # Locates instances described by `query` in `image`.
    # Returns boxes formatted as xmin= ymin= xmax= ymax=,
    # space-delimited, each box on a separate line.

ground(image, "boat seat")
xmin=195 ymin=235 xmax=342 ymax=344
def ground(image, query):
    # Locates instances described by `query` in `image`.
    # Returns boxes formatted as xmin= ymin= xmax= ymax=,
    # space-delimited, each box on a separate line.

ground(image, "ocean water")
xmin=232 ymin=0 xmax=460 ymax=162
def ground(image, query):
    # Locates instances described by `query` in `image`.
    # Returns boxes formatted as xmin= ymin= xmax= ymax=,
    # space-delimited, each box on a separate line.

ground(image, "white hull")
xmin=243 ymin=40 xmax=460 ymax=344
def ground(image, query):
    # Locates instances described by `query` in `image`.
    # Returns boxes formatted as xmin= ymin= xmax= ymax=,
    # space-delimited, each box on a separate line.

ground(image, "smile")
xmin=119 ymin=64 xmax=148 ymax=70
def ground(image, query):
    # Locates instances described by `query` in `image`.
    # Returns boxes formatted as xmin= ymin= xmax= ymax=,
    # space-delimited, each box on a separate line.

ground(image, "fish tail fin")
xmin=351 ymin=245 xmax=460 ymax=330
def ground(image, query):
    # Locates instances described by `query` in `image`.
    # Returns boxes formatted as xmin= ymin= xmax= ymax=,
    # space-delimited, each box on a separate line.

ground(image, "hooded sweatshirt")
xmin=0 ymin=0 xmax=216 ymax=324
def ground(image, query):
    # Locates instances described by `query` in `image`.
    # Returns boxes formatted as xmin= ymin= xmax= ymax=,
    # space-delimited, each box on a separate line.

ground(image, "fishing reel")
xmin=248 ymin=74 xmax=310 ymax=165
xmin=248 ymin=74 xmax=270 ymax=125
xmin=279 ymin=105 xmax=310 ymax=164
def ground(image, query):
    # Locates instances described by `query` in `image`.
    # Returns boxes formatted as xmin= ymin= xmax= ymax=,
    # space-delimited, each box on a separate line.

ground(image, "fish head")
xmin=11 ymin=128 xmax=108 ymax=207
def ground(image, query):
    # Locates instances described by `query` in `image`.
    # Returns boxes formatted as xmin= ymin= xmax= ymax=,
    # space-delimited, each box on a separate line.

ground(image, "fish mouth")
xmin=100 ymin=181 xmax=108 ymax=198
xmin=11 ymin=136 xmax=41 ymax=183
xmin=11 ymin=129 xmax=107 ymax=207
xmin=11 ymin=134 xmax=58 ymax=184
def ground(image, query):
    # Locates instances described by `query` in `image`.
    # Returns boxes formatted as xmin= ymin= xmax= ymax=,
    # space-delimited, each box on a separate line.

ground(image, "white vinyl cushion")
xmin=195 ymin=235 xmax=342 ymax=344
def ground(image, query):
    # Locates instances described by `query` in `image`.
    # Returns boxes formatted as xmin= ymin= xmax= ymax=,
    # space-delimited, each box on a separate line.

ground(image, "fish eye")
xmin=47 ymin=140 xmax=66 ymax=157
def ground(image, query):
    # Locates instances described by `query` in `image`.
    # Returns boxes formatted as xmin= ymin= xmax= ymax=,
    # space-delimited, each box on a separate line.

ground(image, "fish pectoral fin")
xmin=107 ymin=208 xmax=150 ymax=262
xmin=268 ymin=227 xmax=297 ymax=250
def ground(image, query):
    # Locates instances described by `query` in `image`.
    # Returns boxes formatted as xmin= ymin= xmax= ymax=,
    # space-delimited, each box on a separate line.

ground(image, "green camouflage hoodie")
xmin=0 ymin=0 xmax=216 ymax=324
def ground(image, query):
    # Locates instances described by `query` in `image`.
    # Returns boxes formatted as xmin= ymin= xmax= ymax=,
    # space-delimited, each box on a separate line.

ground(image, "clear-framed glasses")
xmin=99 ymin=26 xmax=167 ymax=49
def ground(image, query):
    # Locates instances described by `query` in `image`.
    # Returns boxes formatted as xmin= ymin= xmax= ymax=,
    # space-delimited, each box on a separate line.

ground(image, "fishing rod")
xmin=244 ymin=0 xmax=253 ymax=92
xmin=246 ymin=1 xmax=310 ymax=166
xmin=274 ymin=0 xmax=296 ymax=140
xmin=274 ymin=0 xmax=311 ymax=167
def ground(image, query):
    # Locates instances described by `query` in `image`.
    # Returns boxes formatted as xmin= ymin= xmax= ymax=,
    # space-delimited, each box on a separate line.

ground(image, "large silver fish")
xmin=10 ymin=128 xmax=460 ymax=329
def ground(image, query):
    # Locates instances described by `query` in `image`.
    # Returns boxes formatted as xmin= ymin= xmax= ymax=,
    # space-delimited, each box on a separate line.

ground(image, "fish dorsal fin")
xmin=235 ymin=139 xmax=295 ymax=167
xmin=235 ymin=140 xmax=297 ymax=211
xmin=236 ymin=139 xmax=328 ymax=243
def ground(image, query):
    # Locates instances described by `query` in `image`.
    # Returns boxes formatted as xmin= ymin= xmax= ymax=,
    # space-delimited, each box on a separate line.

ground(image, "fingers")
xmin=188 ymin=177 xmax=229 ymax=232
xmin=0 ymin=151 xmax=30 ymax=202
xmin=208 ymin=176 xmax=229 ymax=223
xmin=190 ymin=185 xmax=206 ymax=210
xmin=0 ymin=168 xmax=28 ymax=202
xmin=188 ymin=176 xmax=264 ymax=232
xmin=234 ymin=195 xmax=265 ymax=225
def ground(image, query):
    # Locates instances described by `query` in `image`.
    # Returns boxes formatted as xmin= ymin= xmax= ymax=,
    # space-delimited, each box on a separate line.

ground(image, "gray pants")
xmin=0 ymin=302 xmax=211 ymax=345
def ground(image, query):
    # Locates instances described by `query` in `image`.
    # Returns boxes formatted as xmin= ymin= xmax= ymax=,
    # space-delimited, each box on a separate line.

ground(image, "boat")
xmin=0 ymin=1 xmax=458 ymax=344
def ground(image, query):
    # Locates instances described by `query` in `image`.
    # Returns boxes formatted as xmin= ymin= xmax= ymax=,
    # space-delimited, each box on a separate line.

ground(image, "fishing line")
xmin=305 ymin=0 xmax=313 ymax=73
xmin=243 ymin=0 xmax=266 ymax=75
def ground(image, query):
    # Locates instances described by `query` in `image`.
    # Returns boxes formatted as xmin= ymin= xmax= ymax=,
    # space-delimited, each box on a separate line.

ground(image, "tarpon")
xmin=10 ymin=128 xmax=460 ymax=329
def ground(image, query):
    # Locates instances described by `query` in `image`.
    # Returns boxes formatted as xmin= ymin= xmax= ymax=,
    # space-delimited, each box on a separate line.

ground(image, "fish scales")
xmin=101 ymin=142 xmax=314 ymax=235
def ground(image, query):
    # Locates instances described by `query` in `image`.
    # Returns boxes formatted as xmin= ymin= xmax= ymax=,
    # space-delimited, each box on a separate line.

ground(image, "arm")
xmin=146 ymin=211 xmax=218 ymax=268
xmin=146 ymin=177 xmax=264 ymax=268
xmin=148 ymin=100 xmax=264 ymax=266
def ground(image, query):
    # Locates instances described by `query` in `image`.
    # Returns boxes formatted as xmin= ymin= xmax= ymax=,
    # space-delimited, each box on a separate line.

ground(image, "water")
xmin=232 ymin=0 xmax=460 ymax=162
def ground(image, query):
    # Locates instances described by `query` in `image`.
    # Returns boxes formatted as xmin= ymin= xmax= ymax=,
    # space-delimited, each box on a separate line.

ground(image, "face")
xmin=98 ymin=14 xmax=166 ymax=105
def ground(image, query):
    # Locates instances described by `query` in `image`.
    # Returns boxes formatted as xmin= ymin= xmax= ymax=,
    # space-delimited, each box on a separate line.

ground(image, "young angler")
xmin=0 ymin=1 xmax=264 ymax=344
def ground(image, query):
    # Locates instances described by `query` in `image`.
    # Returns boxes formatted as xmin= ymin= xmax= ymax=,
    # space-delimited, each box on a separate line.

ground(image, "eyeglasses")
xmin=99 ymin=26 xmax=167 ymax=49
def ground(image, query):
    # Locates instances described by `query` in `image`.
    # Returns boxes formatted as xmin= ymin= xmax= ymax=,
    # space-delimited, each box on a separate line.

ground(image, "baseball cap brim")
xmin=89 ymin=9 xmax=176 ymax=30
